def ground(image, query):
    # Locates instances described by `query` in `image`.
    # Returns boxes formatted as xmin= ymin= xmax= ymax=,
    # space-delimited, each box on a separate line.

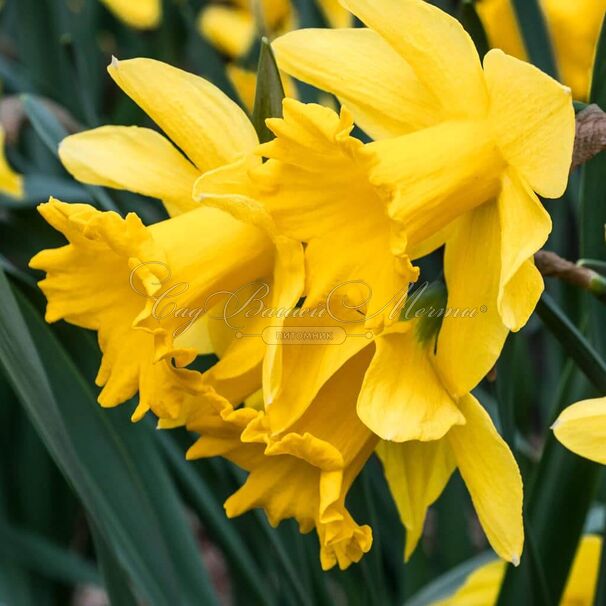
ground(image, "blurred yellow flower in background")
xmin=199 ymin=0 xmax=351 ymax=60
xmin=434 ymin=535 xmax=602 ymax=605
xmin=199 ymin=0 xmax=350 ymax=109
xmin=0 ymin=125 xmax=22 ymax=198
xmin=476 ymin=0 xmax=606 ymax=100
xmin=199 ymin=0 xmax=293 ymax=60
xmin=99 ymin=0 xmax=161 ymax=29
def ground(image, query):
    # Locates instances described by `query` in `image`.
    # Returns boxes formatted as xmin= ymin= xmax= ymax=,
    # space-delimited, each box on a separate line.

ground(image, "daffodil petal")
xmin=377 ymin=439 xmax=456 ymax=561
xmin=190 ymin=189 xmax=305 ymax=326
xmin=483 ymin=48 xmax=575 ymax=199
xmin=273 ymin=28 xmax=439 ymax=139
xmin=432 ymin=560 xmax=504 ymax=606
xmin=357 ymin=325 xmax=465 ymax=442
xmin=263 ymin=320 xmax=372 ymax=433
xmin=340 ymin=0 xmax=487 ymax=118
xmin=100 ymin=0 xmax=160 ymax=29
xmin=497 ymin=169 xmax=550 ymax=330
xmin=499 ymin=259 xmax=544 ymax=333
xmin=202 ymin=325 xmax=265 ymax=405
xmin=435 ymin=203 xmax=509 ymax=396
xmin=59 ymin=126 xmax=200 ymax=216
xmin=448 ymin=393 xmax=524 ymax=564
xmin=553 ymin=397 xmax=606 ymax=464
xmin=108 ymin=57 xmax=258 ymax=173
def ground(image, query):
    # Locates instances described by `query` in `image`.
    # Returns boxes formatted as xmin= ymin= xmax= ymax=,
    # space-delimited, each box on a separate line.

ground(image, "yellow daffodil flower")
xmin=0 ymin=125 xmax=23 ymax=199
xmin=198 ymin=0 xmax=293 ymax=60
xmin=30 ymin=57 xmax=304 ymax=422
xmin=187 ymin=311 xmax=523 ymax=566
xmin=272 ymin=0 xmax=574 ymax=400
xmin=187 ymin=345 xmax=376 ymax=571
xmin=434 ymin=535 xmax=602 ymax=605
xmin=99 ymin=0 xmax=161 ymax=29
xmin=195 ymin=94 xmax=524 ymax=564
xmin=553 ymin=396 xmax=606 ymax=464
xmin=477 ymin=0 xmax=606 ymax=101
xmin=30 ymin=197 xmax=273 ymax=421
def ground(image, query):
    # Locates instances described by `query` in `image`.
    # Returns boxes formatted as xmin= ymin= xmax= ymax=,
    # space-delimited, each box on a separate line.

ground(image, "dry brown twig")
xmin=535 ymin=250 xmax=606 ymax=303
xmin=572 ymin=104 xmax=606 ymax=170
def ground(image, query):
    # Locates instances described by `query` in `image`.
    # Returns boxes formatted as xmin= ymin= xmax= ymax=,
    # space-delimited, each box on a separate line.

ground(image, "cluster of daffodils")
xmin=30 ymin=0 xmax=580 ymax=571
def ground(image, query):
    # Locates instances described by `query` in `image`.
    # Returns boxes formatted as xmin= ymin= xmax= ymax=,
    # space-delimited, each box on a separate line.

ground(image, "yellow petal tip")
xmin=512 ymin=555 xmax=520 ymax=567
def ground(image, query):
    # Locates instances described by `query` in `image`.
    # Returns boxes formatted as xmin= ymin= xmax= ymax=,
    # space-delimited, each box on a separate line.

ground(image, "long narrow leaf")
xmin=0 ymin=270 xmax=214 ymax=605
xmin=0 ymin=522 xmax=100 ymax=587
xmin=158 ymin=430 xmax=267 ymax=604
xmin=89 ymin=521 xmax=138 ymax=606
xmin=20 ymin=95 xmax=117 ymax=211
xmin=536 ymin=294 xmax=606 ymax=393
xmin=252 ymin=38 xmax=285 ymax=143
xmin=510 ymin=0 xmax=557 ymax=77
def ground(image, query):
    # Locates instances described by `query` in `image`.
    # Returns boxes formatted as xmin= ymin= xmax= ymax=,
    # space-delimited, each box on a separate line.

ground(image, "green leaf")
xmin=497 ymin=358 xmax=601 ymax=605
xmin=20 ymin=95 xmax=67 ymax=155
xmin=20 ymin=95 xmax=117 ymax=211
xmin=535 ymin=294 xmax=606 ymax=393
xmin=0 ymin=254 xmax=36 ymax=288
xmin=252 ymin=37 xmax=285 ymax=144
xmin=581 ymin=15 xmax=606 ymax=605
xmin=0 ymin=175 xmax=92 ymax=208
xmin=511 ymin=0 xmax=558 ymax=78
xmin=458 ymin=0 xmax=489 ymax=58
xmin=0 ymin=270 xmax=217 ymax=606
xmin=89 ymin=521 xmax=138 ymax=606
xmin=0 ymin=521 xmax=100 ymax=587
xmin=158 ymin=431 xmax=268 ymax=604
xmin=580 ymin=14 xmax=606 ymax=357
